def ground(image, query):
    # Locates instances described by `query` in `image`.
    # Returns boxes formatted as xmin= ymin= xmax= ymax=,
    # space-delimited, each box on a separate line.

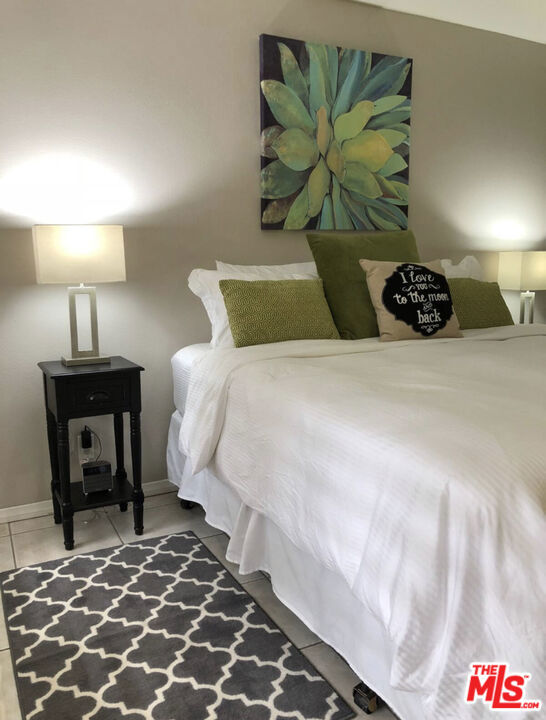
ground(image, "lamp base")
xmin=64 ymin=285 xmax=110 ymax=366
xmin=62 ymin=355 xmax=111 ymax=367
xmin=519 ymin=290 xmax=535 ymax=324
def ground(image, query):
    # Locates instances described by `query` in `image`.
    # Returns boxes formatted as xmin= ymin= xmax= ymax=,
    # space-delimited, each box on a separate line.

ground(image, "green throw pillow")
xmin=448 ymin=279 xmax=514 ymax=330
xmin=219 ymin=279 xmax=340 ymax=347
xmin=306 ymin=230 xmax=420 ymax=339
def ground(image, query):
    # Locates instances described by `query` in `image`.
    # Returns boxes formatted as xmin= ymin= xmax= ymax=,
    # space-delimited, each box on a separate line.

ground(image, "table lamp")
xmin=497 ymin=251 xmax=546 ymax=324
xmin=32 ymin=225 xmax=126 ymax=365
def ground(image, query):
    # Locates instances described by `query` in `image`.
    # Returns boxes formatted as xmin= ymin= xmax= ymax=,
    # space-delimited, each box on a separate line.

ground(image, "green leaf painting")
xmin=260 ymin=34 xmax=412 ymax=231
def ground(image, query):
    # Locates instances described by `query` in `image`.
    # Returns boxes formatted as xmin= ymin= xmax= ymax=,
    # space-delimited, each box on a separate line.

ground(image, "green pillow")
xmin=306 ymin=230 xmax=420 ymax=339
xmin=448 ymin=279 xmax=514 ymax=330
xmin=219 ymin=278 xmax=340 ymax=347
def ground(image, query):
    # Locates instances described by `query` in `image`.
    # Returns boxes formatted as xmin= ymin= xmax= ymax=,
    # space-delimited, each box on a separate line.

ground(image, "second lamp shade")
xmin=497 ymin=251 xmax=546 ymax=292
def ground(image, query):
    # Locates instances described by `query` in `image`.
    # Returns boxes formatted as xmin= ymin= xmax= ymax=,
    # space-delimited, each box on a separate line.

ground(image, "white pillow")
xmin=216 ymin=260 xmax=317 ymax=277
xmin=189 ymin=266 xmax=316 ymax=347
xmin=440 ymin=255 xmax=482 ymax=280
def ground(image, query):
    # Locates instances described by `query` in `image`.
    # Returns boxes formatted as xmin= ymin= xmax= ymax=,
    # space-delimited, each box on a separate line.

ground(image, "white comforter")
xmin=180 ymin=325 xmax=546 ymax=719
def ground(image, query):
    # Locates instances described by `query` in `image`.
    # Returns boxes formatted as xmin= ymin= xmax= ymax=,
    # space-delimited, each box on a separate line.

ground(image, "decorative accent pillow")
xmin=359 ymin=259 xmax=462 ymax=341
xmin=448 ymin=279 xmax=514 ymax=329
xmin=440 ymin=255 xmax=482 ymax=280
xmin=216 ymin=260 xmax=317 ymax=277
xmin=219 ymin=279 xmax=340 ymax=348
xmin=188 ymin=267 xmax=315 ymax=347
xmin=306 ymin=230 xmax=420 ymax=340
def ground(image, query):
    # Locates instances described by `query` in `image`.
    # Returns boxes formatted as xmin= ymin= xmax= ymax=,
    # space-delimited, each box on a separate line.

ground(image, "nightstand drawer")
xmin=66 ymin=376 xmax=130 ymax=415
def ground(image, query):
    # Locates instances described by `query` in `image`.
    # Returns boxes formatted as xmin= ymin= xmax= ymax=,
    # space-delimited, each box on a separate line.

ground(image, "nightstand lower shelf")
xmin=55 ymin=478 xmax=134 ymax=512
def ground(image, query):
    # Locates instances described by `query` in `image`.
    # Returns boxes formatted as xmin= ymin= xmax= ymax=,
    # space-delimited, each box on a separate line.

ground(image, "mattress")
xmin=178 ymin=324 xmax=546 ymax=720
xmin=171 ymin=343 xmax=211 ymax=415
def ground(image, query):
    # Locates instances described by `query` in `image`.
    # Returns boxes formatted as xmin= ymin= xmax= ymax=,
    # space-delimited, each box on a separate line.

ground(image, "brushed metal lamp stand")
xmin=64 ymin=284 xmax=110 ymax=366
xmin=32 ymin=225 xmax=126 ymax=366
xmin=519 ymin=291 xmax=535 ymax=324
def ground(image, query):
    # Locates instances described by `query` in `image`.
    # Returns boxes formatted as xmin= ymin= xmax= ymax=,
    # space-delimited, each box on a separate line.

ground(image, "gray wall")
xmin=1 ymin=0 xmax=545 ymax=508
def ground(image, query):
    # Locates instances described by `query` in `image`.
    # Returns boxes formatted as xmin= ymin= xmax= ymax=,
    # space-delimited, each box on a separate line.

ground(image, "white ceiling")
xmin=349 ymin=0 xmax=546 ymax=44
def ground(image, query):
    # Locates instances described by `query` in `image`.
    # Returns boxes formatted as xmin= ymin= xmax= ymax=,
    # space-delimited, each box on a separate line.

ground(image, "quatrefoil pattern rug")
xmin=1 ymin=532 xmax=353 ymax=720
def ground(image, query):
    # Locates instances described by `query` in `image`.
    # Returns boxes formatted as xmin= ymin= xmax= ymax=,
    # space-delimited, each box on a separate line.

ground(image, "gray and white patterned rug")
xmin=1 ymin=531 xmax=354 ymax=720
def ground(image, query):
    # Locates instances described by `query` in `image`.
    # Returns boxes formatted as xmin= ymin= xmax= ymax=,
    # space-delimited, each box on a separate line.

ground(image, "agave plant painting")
xmin=260 ymin=34 xmax=412 ymax=231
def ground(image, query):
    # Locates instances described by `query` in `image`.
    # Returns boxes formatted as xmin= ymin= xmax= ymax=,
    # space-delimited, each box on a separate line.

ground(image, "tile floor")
xmin=0 ymin=490 xmax=397 ymax=720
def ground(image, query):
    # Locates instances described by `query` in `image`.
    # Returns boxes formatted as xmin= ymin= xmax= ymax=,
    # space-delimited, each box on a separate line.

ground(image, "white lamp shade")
xmin=497 ymin=251 xmax=546 ymax=291
xmin=33 ymin=225 xmax=126 ymax=284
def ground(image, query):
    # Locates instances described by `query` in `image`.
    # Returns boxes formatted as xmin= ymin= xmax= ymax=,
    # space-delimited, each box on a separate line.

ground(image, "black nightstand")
xmin=38 ymin=357 xmax=145 ymax=550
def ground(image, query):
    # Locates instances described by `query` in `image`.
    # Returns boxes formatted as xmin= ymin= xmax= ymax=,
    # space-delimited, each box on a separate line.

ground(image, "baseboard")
xmin=0 ymin=499 xmax=54 ymax=525
xmin=0 ymin=478 xmax=176 ymax=524
xmin=142 ymin=479 xmax=175 ymax=496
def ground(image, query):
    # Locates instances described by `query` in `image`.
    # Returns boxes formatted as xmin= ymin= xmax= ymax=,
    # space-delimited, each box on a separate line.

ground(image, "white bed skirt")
xmin=167 ymin=410 xmax=425 ymax=720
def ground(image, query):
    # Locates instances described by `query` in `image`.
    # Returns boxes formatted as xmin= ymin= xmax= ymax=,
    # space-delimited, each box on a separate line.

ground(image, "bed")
xmin=167 ymin=325 xmax=546 ymax=720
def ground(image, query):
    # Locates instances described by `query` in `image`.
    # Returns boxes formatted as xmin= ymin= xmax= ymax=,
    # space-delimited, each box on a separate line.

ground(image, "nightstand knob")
xmin=87 ymin=390 xmax=110 ymax=402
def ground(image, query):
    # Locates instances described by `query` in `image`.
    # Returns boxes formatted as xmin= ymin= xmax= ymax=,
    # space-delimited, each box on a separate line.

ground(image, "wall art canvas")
xmin=260 ymin=34 xmax=412 ymax=231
